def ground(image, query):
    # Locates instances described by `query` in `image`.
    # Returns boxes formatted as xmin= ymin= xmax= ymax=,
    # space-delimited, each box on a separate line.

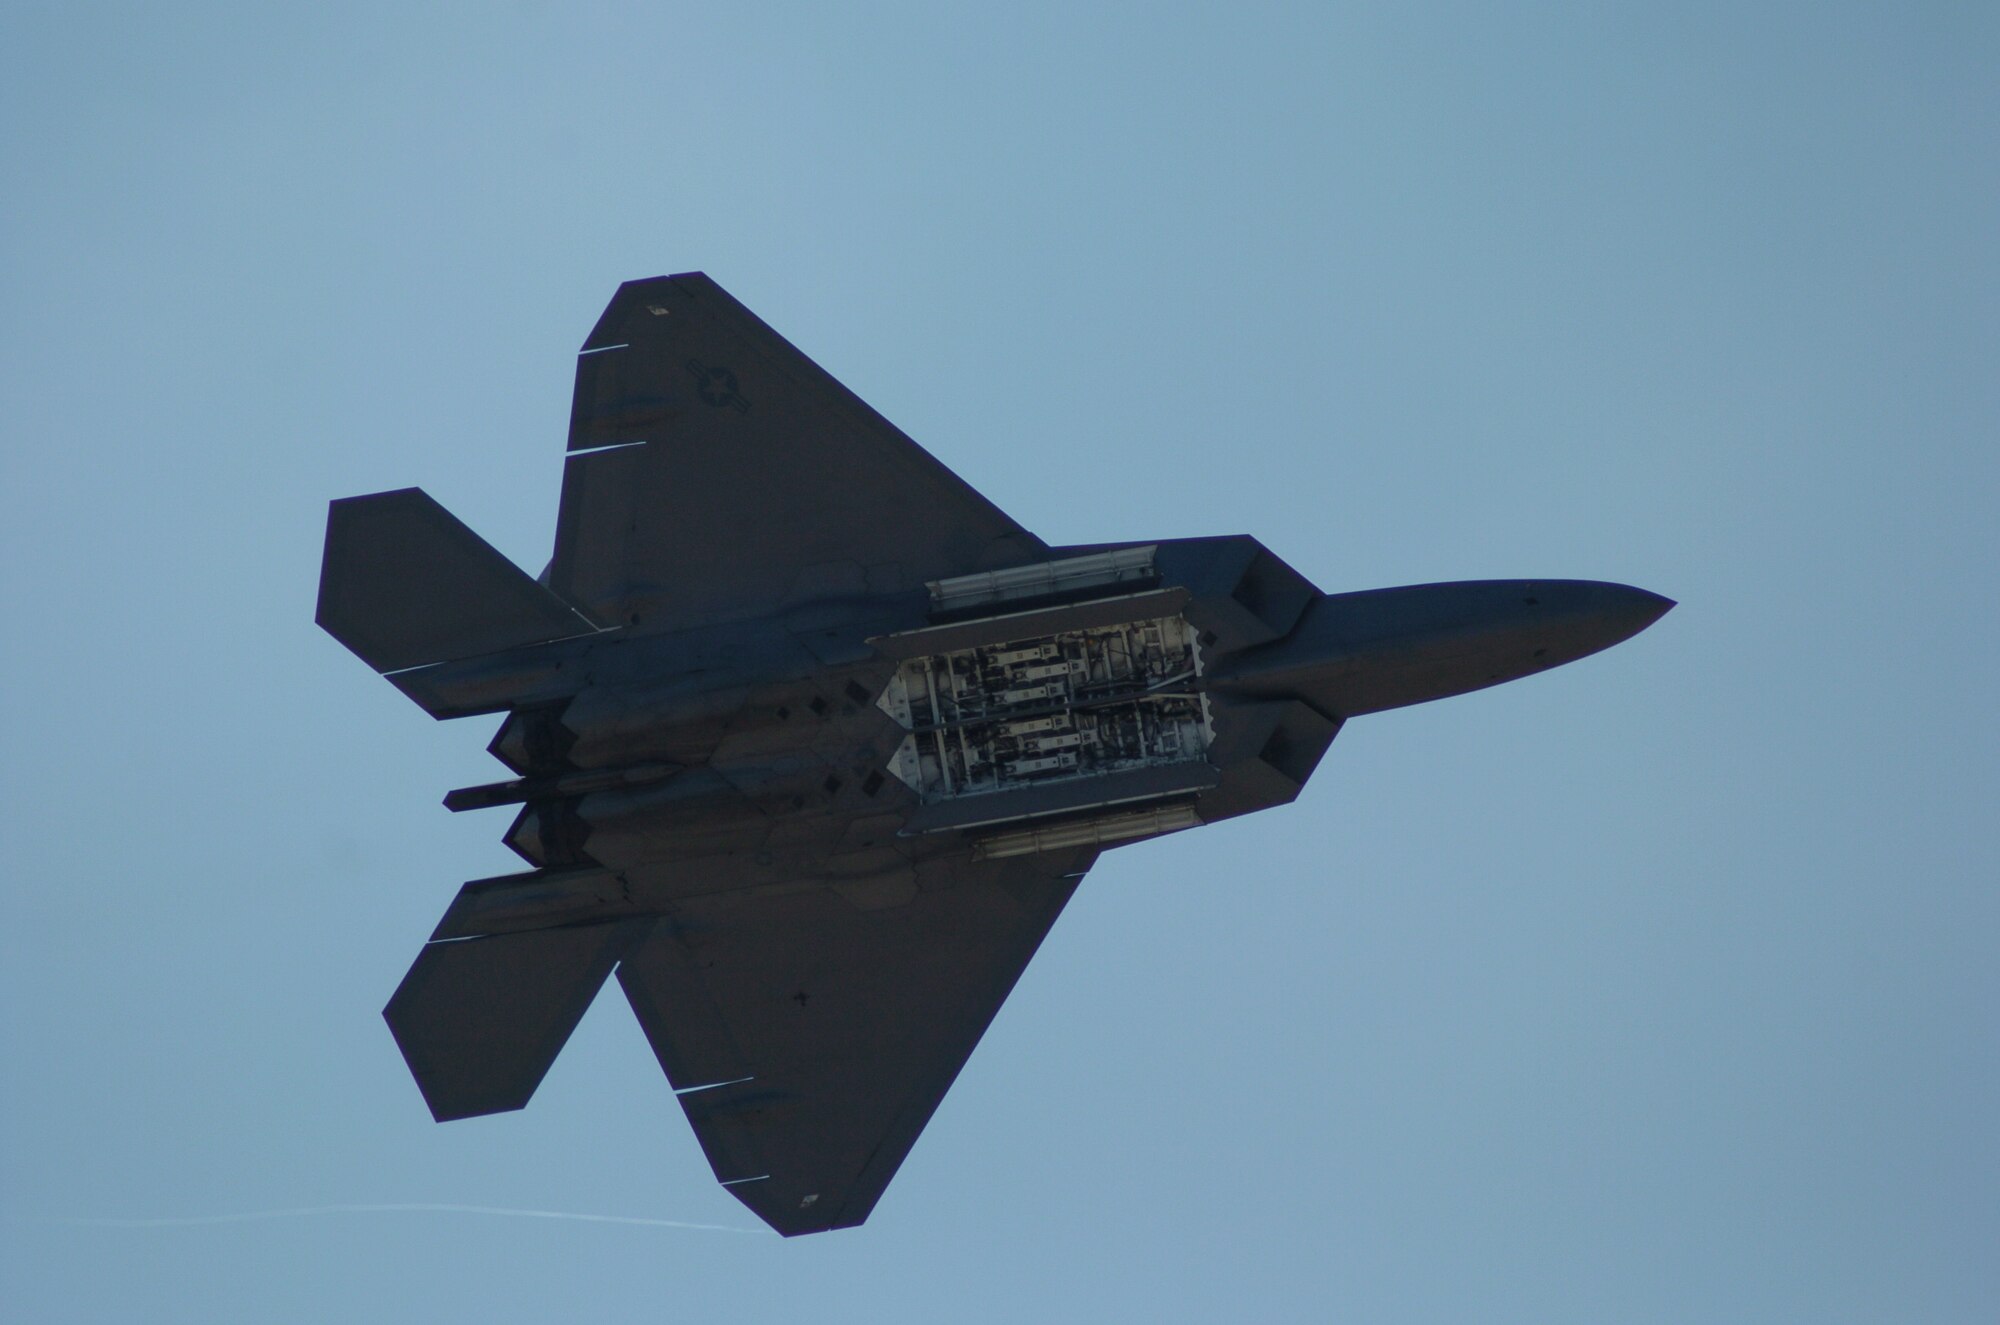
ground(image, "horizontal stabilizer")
xmin=431 ymin=867 xmax=649 ymax=940
xmin=317 ymin=488 xmax=597 ymax=673
xmin=383 ymin=922 xmax=639 ymax=1121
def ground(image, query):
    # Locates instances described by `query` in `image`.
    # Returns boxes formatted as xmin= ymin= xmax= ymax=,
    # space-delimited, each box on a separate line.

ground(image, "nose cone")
xmin=1210 ymin=579 xmax=1673 ymax=718
xmin=1536 ymin=580 xmax=1676 ymax=656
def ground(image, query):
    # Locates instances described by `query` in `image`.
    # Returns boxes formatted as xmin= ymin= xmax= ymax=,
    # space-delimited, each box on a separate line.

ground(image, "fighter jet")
xmin=317 ymin=273 xmax=1671 ymax=1236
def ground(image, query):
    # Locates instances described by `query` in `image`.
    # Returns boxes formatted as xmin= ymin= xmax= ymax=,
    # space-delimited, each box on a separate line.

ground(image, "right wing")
xmin=550 ymin=274 xmax=1046 ymax=631
xmin=615 ymin=848 xmax=1095 ymax=1235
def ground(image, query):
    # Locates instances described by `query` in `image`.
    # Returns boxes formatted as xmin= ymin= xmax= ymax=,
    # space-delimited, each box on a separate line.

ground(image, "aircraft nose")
xmin=1208 ymin=577 xmax=1674 ymax=718
xmin=1548 ymin=580 xmax=1675 ymax=653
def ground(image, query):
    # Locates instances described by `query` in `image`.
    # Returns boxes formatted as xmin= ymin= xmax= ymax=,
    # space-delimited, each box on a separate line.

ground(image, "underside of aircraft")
xmin=317 ymin=274 xmax=1671 ymax=1235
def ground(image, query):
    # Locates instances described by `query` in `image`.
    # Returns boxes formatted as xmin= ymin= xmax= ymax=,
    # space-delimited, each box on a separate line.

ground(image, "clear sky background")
xmin=3 ymin=4 xmax=1994 ymax=1322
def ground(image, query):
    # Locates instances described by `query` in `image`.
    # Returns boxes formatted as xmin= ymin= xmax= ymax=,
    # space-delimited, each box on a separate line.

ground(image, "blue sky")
xmin=3 ymin=4 xmax=1994 ymax=1321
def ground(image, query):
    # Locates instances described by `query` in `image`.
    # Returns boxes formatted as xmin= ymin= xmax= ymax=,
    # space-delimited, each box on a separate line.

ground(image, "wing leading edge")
xmin=551 ymin=273 xmax=1046 ymax=632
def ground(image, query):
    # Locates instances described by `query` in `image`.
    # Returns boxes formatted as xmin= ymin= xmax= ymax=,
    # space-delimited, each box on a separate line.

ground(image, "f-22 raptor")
xmin=317 ymin=274 xmax=1671 ymax=1236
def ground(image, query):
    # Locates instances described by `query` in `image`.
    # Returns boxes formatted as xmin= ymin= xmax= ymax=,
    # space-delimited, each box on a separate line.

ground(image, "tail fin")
xmin=383 ymin=921 xmax=643 ymax=1121
xmin=316 ymin=488 xmax=595 ymax=674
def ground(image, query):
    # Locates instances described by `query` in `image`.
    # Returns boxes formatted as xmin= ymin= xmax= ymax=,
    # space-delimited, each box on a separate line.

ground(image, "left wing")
xmin=550 ymin=274 xmax=1046 ymax=631
xmin=615 ymin=848 xmax=1095 ymax=1235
